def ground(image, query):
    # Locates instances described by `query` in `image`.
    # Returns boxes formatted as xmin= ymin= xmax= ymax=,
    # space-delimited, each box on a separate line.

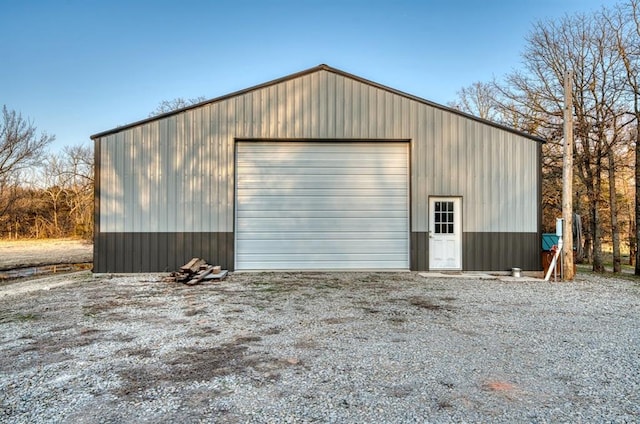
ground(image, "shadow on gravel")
xmin=114 ymin=335 xmax=302 ymax=398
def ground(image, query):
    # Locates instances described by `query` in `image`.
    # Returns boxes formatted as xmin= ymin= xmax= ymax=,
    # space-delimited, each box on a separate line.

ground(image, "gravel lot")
xmin=1 ymin=271 xmax=639 ymax=423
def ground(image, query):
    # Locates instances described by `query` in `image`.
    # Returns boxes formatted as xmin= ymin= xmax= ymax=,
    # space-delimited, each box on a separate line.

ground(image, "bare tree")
xmin=617 ymin=141 xmax=637 ymax=264
xmin=0 ymin=106 xmax=54 ymax=189
xmin=493 ymin=11 xmax=630 ymax=272
xmin=448 ymin=81 xmax=501 ymax=121
xmin=608 ymin=0 xmax=640 ymax=274
xmin=39 ymin=154 xmax=67 ymax=237
xmin=61 ymin=144 xmax=94 ymax=238
xmin=608 ymin=148 xmax=622 ymax=272
xmin=0 ymin=106 xmax=54 ymax=224
xmin=148 ymin=97 xmax=207 ymax=117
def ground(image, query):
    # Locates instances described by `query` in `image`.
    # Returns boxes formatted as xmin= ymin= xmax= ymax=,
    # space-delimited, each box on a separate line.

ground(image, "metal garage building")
xmin=91 ymin=64 xmax=543 ymax=273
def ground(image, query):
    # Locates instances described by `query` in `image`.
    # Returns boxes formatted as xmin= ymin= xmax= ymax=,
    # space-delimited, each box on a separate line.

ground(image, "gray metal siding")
xmin=97 ymin=69 xmax=538 ymax=236
xmin=93 ymin=232 xmax=234 ymax=273
xmin=410 ymin=232 xmax=540 ymax=271
xmin=463 ymin=232 xmax=540 ymax=271
xmin=96 ymin=67 xmax=540 ymax=271
xmin=410 ymin=232 xmax=430 ymax=271
xmin=92 ymin=138 xmax=101 ymax=270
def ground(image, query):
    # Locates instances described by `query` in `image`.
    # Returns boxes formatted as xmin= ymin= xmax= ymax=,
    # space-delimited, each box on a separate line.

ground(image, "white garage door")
xmin=235 ymin=142 xmax=409 ymax=270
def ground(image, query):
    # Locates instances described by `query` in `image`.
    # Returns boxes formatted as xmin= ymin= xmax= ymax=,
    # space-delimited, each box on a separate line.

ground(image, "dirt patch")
xmin=0 ymin=311 xmax=41 ymax=323
xmin=115 ymin=335 xmax=298 ymax=398
xmin=406 ymin=295 xmax=455 ymax=311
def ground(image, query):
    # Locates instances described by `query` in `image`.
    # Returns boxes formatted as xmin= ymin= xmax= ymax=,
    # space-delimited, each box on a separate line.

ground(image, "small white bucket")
xmin=511 ymin=268 xmax=522 ymax=278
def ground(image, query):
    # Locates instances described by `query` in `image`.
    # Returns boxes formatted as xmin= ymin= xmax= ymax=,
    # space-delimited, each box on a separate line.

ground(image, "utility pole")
xmin=562 ymin=70 xmax=575 ymax=280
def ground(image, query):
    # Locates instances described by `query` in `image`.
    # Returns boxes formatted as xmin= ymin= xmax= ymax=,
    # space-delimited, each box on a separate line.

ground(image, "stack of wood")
xmin=163 ymin=258 xmax=227 ymax=285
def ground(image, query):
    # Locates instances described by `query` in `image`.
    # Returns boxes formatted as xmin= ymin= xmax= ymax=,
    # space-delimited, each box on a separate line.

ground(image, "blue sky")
xmin=1 ymin=0 xmax=609 ymax=152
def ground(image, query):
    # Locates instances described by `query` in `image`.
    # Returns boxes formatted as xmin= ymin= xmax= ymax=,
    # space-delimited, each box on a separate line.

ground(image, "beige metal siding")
xmin=97 ymin=69 xmax=539 ymax=235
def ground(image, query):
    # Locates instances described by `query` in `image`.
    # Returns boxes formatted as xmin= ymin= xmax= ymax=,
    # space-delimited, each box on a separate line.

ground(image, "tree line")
xmin=0 ymin=106 xmax=93 ymax=240
xmin=449 ymin=0 xmax=640 ymax=273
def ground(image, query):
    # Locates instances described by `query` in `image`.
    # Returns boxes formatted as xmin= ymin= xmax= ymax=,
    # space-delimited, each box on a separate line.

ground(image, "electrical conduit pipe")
xmin=544 ymin=239 xmax=563 ymax=281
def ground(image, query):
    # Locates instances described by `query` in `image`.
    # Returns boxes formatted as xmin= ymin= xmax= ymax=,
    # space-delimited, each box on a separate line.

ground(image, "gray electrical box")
xmin=556 ymin=218 xmax=563 ymax=237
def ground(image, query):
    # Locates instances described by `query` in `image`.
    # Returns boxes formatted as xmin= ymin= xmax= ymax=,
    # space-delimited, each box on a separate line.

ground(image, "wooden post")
xmin=562 ymin=71 xmax=575 ymax=280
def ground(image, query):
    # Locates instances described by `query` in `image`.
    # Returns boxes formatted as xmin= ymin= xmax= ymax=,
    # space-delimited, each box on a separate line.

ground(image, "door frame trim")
xmin=428 ymin=195 xmax=463 ymax=270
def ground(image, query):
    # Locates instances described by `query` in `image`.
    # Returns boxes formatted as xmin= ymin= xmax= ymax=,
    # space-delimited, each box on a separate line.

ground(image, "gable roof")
xmin=91 ymin=64 xmax=546 ymax=143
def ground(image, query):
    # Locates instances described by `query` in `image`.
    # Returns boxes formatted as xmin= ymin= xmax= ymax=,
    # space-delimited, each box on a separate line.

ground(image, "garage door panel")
xmin=238 ymin=210 xmax=408 ymax=219
xmin=237 ymin=239 xmax=408 ymax=254
xmin=236 ymin=231 xmax=406 ymax=240
xmin=237 ymin=254 xmax=409 ymax=261
xmin=241 ymin=156 xmax=407 ymax=165
xmin=239 ymin=150 xmax=406 ymax=160
xmin=237 ymin=175 xmax=407 ymax=189
xmin=237 ymin=196 xmax=407 ymax=211
xmin=238 ymin=188 xmax=404 ymax=197
xmin=241 ymin=143 xmax=402 ymax=153
xmin=239 ymin=255 xmax=406 ymax=270
xmin=237 ymin=217 xmax=408 ymax=232
xmin=236 ymin=166 xmax=407 ymax=176
xmin=236 ymin=142 xmax=409 ymax=270
xmin=237 ymin=264 xmax=402 ymax=270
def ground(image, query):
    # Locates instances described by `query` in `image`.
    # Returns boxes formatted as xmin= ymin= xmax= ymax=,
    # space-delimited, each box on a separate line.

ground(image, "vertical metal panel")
xmin=320 ymin=71 xmax=328 ymax=137
xmin=335 ymin=73 xmax=344 ymax=138
xmin=344 ymin=78 xmax=354 ymax=137
xmin=96 ymin=68 xmax=540 ymax=271
xmin=410 ymin=232 xmax=429 ymax=271
xmin=165 ymin=116 xmax=177 ymax=231
xmin=93 ymin=232 xmax=234 ymax=273
xmin=462 ymin=232 xmax=540 ymax=271
xmin=92 ymin=138 xmax=101 ymax=271
xmin=221 ymin=100 xmax=230 ymax=231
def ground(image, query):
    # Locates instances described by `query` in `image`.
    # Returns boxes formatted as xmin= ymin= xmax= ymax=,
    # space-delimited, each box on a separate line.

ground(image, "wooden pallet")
xmin=163 ymin=258 xmax=226 ymax=285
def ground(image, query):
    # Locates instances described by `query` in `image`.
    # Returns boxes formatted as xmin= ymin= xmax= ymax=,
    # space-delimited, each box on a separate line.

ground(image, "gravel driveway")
xmin=1 ymin=271 xmax=638 ymax=423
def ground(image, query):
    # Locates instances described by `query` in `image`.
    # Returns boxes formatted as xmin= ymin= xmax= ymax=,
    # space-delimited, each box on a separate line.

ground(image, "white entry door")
xmin=429 ymin=197 xmax=462 ymax=270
